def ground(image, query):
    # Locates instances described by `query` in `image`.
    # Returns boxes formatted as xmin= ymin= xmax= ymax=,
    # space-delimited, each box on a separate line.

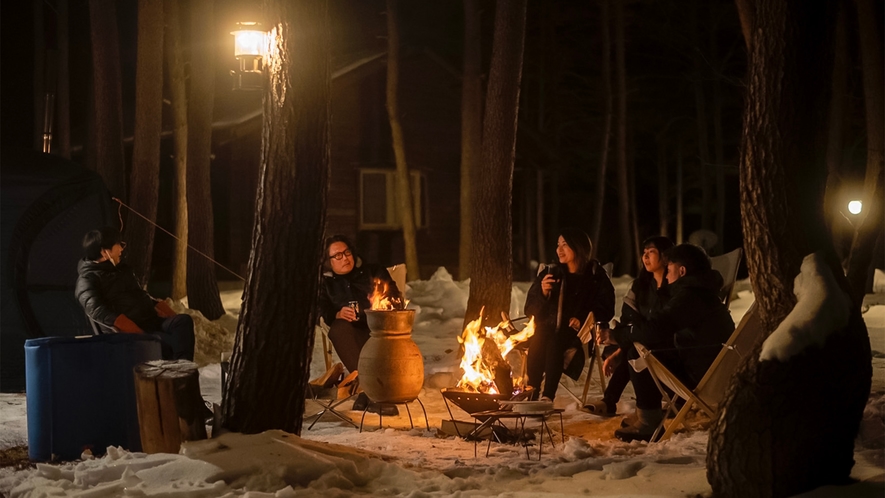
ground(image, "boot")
xmin=614 ymin=408 xmax=663 ymax=443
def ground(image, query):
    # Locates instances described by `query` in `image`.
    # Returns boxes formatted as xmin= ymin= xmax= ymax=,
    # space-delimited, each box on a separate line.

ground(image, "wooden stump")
xmin=134 ymin=360 xmax=207 ymax=454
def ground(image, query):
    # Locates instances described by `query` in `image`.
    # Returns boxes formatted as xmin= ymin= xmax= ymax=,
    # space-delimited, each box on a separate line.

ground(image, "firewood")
xmin=134 ymin=360 xmax=207 ymax=454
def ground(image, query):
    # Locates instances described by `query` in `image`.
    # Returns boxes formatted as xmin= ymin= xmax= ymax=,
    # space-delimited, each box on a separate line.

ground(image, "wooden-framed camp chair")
xmin=710 ymin=248 xmax=743 ymax=309
xmin=633 ymin=302 xmax=762 ymax=441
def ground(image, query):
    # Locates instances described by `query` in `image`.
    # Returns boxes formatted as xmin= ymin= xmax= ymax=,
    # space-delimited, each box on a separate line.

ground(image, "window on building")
xmin=359 ymin=168 xmax=428 ymax=230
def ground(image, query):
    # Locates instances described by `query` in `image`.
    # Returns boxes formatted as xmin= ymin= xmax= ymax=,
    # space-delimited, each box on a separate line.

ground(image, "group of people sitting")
xmin=524 ymin=229 xmax=734 ymax=442
xmin=77 ymin=226 xmax=733 ymax=441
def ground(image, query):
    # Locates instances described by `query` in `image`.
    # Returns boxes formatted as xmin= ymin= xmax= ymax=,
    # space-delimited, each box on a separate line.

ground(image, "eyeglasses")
xmin=119 ymin=241 xmax=127 ymax=249
xmin=329 ymin=249 xmax=352 ymax=261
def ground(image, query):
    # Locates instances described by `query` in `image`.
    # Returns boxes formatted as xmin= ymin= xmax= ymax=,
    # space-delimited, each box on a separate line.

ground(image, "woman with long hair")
xmin=523 ymin=228 xmax=615 ymax=402
xmin=584 ymin=235 xmax=674 ymax=416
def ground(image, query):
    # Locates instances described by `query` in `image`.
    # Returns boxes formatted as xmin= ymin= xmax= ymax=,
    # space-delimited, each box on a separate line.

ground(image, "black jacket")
xmin=317 ymin=260 xmax=402 ymax=328
xmin=524 ymin=260 xmax=616 ymax=379
xmin=75 ymin=259 xmax=162 ymax=330
xmin=621 ymin=275 xmax=670 ymax=325
xmin=619 ymin=269 xmax=735 ymax=385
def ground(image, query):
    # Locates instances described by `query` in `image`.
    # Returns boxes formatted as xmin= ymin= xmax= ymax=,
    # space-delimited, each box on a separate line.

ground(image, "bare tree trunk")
xmin=590 ymin=0 xmax=612 ymax=256
xmin=88 ymin=0 xmax=126 ymax=199
xmin=222 ymin=0 xmax=330 ymax=434
xmin=464 ymin=0 xmax=526 ymax=328
xmin=823 ymin=4 xmax=848 ymax=258
xmin=676 ymin=140 xmax=684 ymax=243
xmin=657 ymin=138 xmax=669 ymax=237
xmin=57 ymin=0 xmax=71 ymax=159
xmin=711 ymin=6 xmax=726 ymax=254
xmin=165 ymin=0 xmax=188 ymax=301
xmin=535 ymin=169 xmax=546 ymax=264
xmin=846 ymin=0 xmax=885 ymax=303
xmin=708 ymin=2 xmax=872 ymax=496
xmin=33 ymin=0 xmax=44 ymax=152
xmin=458 ymin=0 xmax=482 ymax=281
xmin=125 ymin=0 xmax=164 ymax=287
xmin=185 ymin=0 xmax=223 ymax=320
xmin=386 ymin=0 xmax=419 ymax=282
xmin=614 ymin=0 xmax=632 ymax=275
xmin=692 ymin=0 xmax=711 ymax=232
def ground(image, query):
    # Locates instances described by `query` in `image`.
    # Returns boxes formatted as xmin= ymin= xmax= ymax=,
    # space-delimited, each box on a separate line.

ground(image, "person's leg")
xmin=157 ymin=314 xmax=195 ymax=361
xmin=525 ymin=334 xmax=548 ymax=399
xmin=602 ymin=356 xmax=631 ymax=411
xmin=540 ymin=334 xmax=567 ymax=400
xmin=327 ymin=319 xmax=370 ymax=373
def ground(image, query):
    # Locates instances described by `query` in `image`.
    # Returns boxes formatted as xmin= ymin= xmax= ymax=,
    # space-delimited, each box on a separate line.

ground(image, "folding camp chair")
xmin=633 ymin=303 xmax=762 ymax=441
xmin=710 ymin=248 xmax=743 ymax=308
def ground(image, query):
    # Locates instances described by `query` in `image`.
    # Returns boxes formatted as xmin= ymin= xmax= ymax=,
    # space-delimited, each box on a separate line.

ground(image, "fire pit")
xmin=440 ymin=387 xmax=533 ymax=416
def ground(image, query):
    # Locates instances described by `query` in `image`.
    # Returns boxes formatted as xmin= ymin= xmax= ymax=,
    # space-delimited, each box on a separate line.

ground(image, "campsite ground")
xmin=0 ymin=270 xmax=882 ymax=497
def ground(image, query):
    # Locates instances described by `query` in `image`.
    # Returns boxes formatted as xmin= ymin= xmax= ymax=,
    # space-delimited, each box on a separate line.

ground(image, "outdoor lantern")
xmin=231 ymin=22 xmax=267 ymax=91
xmin=848 ymin=200 xmax=863 ymax=215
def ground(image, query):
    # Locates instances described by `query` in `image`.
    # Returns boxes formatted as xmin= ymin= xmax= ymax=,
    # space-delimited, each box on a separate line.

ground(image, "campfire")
xmin=369 ymin=278 xmax=405 ymax=311
xmin=456 ymin=310 xmax=535 ymax=396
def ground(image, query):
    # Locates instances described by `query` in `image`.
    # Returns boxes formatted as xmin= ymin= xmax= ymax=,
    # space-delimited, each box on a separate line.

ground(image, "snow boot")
xmin=614 ymin=408 xmax=663 ymax=443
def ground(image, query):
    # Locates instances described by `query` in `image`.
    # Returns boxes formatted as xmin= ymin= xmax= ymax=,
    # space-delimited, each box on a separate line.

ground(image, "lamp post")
xmin=231 ymin=22 xmax=267 ymax=91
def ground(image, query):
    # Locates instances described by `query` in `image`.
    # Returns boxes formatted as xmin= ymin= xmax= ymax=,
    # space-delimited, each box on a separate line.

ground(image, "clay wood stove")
xmin=356 ymin=308 xmax=429 ymax=431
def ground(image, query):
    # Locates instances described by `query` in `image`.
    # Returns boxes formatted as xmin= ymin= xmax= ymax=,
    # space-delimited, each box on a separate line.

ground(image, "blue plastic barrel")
xmin=25 ymin=333 xmax=162 ymax=461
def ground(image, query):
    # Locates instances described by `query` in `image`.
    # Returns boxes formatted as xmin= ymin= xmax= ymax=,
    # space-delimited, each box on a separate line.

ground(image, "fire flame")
xmin=456 ymin=313 xmax=535 ymax=394
xmin=368 ymin=278 xmax=405 ymax=311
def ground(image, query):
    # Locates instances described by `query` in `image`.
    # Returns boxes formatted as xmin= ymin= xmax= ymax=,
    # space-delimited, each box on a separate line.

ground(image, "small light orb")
xmin=848 ymin=200 xmax=862 ymax=215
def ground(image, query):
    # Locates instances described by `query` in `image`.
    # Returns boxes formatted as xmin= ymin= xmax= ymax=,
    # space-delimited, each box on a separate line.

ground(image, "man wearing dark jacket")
xmin=75 ymin=227 xmax=195 ymax=361
xmin=601 ymin=243 xmax=734 ymax=442
xmin=318 ymin=234 xmax=402 ymax=415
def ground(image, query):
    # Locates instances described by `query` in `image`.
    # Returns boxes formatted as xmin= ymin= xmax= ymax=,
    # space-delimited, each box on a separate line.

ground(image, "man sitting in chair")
xmin=75 ymin=227 xmax=195 ymax=361
xmin=598 ymin=243 xmax=734 ymax=442
xmin=317 ymin=235 xmax=402 ymax=416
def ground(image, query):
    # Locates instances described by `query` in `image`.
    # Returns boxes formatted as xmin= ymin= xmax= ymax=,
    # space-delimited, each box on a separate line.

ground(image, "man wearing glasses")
xmin=75 ymin=227 xmax=195 ymax=361
xmin=317 ymin=234 xmax=402 ymax=415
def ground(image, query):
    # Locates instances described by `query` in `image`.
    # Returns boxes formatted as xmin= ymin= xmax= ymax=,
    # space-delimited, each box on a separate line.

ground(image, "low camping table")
xmin=469 ymin=409 xmax=565 ymax=460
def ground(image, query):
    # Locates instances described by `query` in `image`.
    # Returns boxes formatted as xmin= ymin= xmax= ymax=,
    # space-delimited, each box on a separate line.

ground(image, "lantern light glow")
xmin=848 ymin=200 xmax=862 ymax=215
xmin=230 ymin=21 xmax=268 ymax=91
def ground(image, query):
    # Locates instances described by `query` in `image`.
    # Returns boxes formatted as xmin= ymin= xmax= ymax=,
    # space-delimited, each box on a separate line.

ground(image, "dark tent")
xmin=1 ymin=148 xmax=114 ymax=392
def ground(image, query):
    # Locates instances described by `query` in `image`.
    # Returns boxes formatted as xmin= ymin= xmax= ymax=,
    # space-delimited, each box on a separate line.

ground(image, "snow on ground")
xmin=1 ymin=268 xmax=883 ymax=497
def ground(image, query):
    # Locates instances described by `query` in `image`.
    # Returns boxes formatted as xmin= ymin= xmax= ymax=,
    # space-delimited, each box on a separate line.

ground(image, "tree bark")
xmin=657 ymin=138 xmax=669 ymax=237
xmin=846 ymin=0 xmax=885 ymax=302
xmin=692 ymin=0 xmax=712 ymax=232
xmin=464 ymin=0 xmax=526 ymax=328
xmin=125 ymin=0 xmax=164 ymax=287
xmin=708 ymin=2 xmax=872 ymax=496
xmin=88 ymin=0 xmax=127 ymax=200
xmin=134 ymin=360 xmax=207 ymax=454
xmin=185 ymin=0 xmax=223 ymax=320
xmin=164 ymin=0 xmax=188 ymax=301
xmin=590 ymin=0 xmax=612 ymax=256
xmin=614 ymin=0 xmax=632 ymax=275
xmin=222 ymin=0 xmax=330 ymax=435
xmin=823 ymin=4 xmax=848 ymax=259
xmin=386 ymin=0 xmax=420 ymax=282
xmin=57 ymin=0 xmax=71 ymax=159
xmin=458 ymin=0 xmax=482 ymax=281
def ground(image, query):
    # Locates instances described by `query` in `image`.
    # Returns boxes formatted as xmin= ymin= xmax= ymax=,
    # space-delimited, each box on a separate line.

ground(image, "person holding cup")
xmin=317 ymin=235 xmax=402 ymax=414
xmin=523 ymin=228 xmax=615 ymax=403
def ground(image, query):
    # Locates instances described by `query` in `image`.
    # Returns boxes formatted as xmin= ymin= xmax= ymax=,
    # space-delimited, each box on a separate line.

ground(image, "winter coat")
xmin=524 ymin=260 xmax=616 ymax=380
xmin=620 ymin=269 xmax=735 ymax=386
xmin=621 ymin=275 xmax=670 ymax=325
xmin=75 ymin=259 xmax=162 ymax=331
xmin=317 ymin=259 xmax=402 ymax=328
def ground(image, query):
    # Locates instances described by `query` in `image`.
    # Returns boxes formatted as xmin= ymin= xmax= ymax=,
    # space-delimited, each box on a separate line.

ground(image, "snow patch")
xmin=760 ymin=252 xmax=852 ymax=362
